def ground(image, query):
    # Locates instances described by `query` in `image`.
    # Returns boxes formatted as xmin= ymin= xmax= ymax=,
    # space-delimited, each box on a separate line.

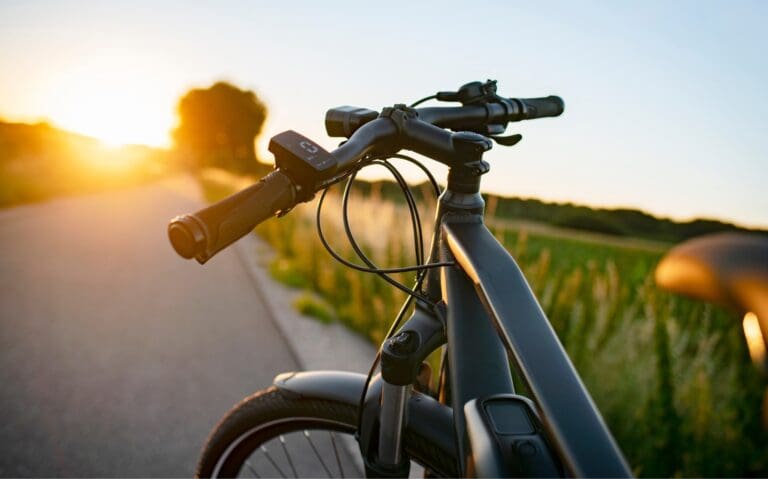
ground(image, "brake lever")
xmin=489 ymin=133 xmax=522 ymax=147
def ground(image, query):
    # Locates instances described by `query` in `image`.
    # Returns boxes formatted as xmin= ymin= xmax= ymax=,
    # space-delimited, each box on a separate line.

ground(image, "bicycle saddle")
xmin=656 ymin=232 xmax=768 ymax=365
xmin=655 ymin=232 xmax=768 ymax=313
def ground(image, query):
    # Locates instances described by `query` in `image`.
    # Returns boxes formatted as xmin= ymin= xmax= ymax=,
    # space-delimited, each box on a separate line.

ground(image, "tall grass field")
xmin=200 ymin=170 xmax=767 ymax=477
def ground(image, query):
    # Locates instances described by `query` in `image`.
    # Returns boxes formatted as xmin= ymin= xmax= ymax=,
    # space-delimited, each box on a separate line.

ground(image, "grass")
xmin=198 ymin=170 xmax=768 ymax=477
xmin=293 ymin=292 xmax=335 ymax=324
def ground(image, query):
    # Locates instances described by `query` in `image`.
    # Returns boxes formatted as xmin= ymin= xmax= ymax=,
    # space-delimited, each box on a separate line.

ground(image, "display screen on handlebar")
xmin=269 ymin=130 xmax=339 ymax=187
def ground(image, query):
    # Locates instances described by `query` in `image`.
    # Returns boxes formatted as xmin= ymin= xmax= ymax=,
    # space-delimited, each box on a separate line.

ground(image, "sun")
xmin=40 ymin=61 xmax=175 ymax=148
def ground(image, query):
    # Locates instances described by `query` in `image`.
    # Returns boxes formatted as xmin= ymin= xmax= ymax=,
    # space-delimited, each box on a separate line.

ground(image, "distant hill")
xmin=0 ymin=120 xmax=172 ymax=207
xmin=351 ymin=179 xmax=767 ymax=244
xmin=485 ymin=195 xmax=767 ymax=243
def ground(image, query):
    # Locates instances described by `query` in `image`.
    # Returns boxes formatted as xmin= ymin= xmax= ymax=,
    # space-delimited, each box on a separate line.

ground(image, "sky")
xmin=0 ymin=0 xmax=766 ymax=227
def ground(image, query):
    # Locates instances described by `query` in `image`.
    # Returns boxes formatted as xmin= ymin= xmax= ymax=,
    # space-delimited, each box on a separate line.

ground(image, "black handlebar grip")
xmin=168 ymin=170 xmax=296 ymax=264
xmin=518 ymin=96 xmax=565 ymax=119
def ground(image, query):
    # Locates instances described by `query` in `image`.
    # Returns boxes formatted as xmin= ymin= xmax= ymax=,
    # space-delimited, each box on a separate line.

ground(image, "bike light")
xmin=325 ymin=106 xmax=378 ymax=137
xmin=743 ymin=312 xmax=766 ymax=369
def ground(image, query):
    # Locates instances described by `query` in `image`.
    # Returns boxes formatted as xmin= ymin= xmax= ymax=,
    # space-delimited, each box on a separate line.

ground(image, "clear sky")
xmin=1 ymin=0 xmax=766 ymax=227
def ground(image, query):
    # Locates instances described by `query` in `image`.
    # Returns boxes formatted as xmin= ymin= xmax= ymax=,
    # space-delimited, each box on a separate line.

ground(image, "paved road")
xmin=0 ymin=178 xmax=301 ymax=476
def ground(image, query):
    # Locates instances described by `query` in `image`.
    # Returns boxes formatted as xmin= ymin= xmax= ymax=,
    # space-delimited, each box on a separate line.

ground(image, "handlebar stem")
xmin=376 ymin=105 xmax=494 ymax=170
xmin=332 ymin=105 xmax=494 ymax=176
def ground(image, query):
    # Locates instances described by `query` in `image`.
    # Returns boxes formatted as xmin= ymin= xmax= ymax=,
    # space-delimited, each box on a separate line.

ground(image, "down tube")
xmin=442 ymin=221 xmax=632 ymax=478
xmin=439 ymin=233 xmax=515 ymax=475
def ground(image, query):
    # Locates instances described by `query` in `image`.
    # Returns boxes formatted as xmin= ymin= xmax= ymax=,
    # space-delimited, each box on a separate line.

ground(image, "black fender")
xmin=273 ymin=370 xmax=458 ymax=476
xmin=274 ymin=370 xmax=366 ymax=404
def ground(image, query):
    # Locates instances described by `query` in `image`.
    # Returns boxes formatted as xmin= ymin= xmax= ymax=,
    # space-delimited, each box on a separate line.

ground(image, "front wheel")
xmin=196 ymin=386 xmax=455 ymax=478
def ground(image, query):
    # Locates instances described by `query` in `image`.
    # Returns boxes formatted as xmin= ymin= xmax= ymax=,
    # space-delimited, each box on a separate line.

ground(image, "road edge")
xmin=233 ymin=232 xmax=378 ymax=374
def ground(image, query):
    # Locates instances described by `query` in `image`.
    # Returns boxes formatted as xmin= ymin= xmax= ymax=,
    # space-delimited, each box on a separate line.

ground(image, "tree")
xmin=173 ymin=82 xmax=267 ymax=174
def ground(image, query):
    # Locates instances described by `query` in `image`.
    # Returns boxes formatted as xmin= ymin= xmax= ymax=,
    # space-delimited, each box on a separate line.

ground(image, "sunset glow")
xmin=78 ymin=143 xmax=151 ymax=173
xmin=34 ymin=58 xmax=176 ymax=147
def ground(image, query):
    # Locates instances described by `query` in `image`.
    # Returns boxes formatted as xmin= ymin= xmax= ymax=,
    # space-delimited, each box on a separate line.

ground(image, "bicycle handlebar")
xmin=519 ymin=96 xmax=565 ymax=119
xmin=168 ymin=84 xmax=564 ymax=263
xmin=418 ymin=95 xmax=564 ymax=128
xmin=168 ymin=170 xmax=296 ymax=263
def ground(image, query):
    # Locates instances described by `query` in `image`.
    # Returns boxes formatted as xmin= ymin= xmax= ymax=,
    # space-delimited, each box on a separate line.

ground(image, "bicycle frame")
xmin=439 ymin=215 xmax=630 ymax=477
xmin=370 ymin=172 xmax=632 ymax=477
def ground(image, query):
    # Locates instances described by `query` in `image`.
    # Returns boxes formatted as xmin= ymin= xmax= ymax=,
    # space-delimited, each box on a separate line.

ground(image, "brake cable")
xmin=313 ymin=150 xmax=446 ymax=432
xmin=409 ymin=94 xmax=438 ymax=108
xmin=315 ymin=157 xmax=450 ymax=279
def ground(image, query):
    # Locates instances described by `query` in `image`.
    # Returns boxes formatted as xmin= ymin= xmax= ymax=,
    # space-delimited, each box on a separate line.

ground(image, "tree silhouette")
xmin=173 ymin=82 xmax=267 ymax=174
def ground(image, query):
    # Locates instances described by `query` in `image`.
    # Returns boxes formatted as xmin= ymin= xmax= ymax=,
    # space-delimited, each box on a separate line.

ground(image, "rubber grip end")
xmin=168 ymin=215 xmax=207 ymax=260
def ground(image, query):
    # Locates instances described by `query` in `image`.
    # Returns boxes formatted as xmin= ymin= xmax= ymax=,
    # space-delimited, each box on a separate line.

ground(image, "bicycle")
xmin=168 ymin=80 xmax=632 ymax=478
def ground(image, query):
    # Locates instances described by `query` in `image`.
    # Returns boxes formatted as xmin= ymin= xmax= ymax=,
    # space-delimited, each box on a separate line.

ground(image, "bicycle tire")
xmin=196 ymin=386 xmax=457 ymax=478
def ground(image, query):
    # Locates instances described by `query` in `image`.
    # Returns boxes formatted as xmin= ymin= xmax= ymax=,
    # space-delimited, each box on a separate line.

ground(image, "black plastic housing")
xmin=268 ymin=130 xmax=338 ymax=187
xmin=464 ymin=395 xmax=563 ymax=478
xmin=325 ymin=106 xmax=379 ymax=137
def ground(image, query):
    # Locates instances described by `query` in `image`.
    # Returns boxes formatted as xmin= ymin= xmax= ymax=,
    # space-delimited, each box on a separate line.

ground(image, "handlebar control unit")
xmin=268 ymin=130 xmax=338 ymax=187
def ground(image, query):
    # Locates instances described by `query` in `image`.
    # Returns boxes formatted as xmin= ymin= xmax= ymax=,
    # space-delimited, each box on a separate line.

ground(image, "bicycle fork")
xmin=360 ymin=303 xmax=446 ymax=477
xmin=378 ymin=381 xmax=409 ymax=465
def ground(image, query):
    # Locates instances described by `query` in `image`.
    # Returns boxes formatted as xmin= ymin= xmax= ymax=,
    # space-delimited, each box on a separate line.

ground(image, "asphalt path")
xmin=0 ymin=178 xmax=301 ymax=476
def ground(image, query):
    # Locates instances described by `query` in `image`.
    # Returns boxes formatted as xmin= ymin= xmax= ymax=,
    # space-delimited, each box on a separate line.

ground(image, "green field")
xmin=201 ymin=171 xmax=767 ymax=477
